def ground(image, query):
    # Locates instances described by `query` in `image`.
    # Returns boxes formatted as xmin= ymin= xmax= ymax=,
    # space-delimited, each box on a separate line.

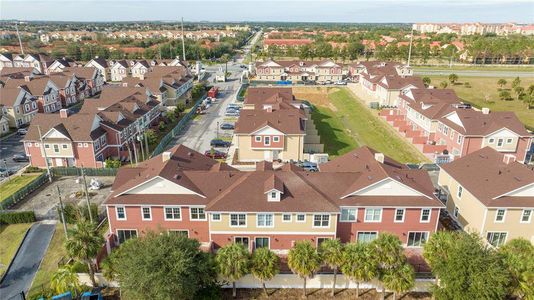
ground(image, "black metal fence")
xmin=51 ymin=167 xmax=118 ymax=177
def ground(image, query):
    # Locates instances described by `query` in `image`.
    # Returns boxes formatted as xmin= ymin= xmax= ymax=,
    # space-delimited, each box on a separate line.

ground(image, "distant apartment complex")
xmin=104 ymin=144 xmax=444 ymax=254
xmin=254 ymin=59 xmax=343 ymax=83
xmin=412 ymin=22 xmax=534 ymax=36
xmin=438 ymin=147 xmax=534 ymax=246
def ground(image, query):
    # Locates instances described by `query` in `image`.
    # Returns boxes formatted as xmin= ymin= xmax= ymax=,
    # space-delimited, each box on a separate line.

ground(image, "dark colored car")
xmin=0 ymin=168 xmax=14 ymax=177
xmin=204 ymin=150 xmax=228 ymax=159
xmin=210 ymin=139 xmax=231 ymax=148
xmin=12 ymin=154 xmax=29 ymax=162
xmin=220 ymin=123 xmax=235 ymax=130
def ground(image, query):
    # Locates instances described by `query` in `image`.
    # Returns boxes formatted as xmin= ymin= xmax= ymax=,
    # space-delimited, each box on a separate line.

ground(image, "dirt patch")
xmin=222 ymin=288 xmax=431 ymax=300
xmin=293 ymin=87 xmax=341 ymax=109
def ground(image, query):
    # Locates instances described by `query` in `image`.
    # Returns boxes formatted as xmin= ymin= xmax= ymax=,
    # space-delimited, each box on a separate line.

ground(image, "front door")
xmin=272 ymin=150 xmax=280 ymax=160
xmin=55 ymin=158 xmax=63 ymax=167
xmin=264 ymin=150 xmax=271 ymax=161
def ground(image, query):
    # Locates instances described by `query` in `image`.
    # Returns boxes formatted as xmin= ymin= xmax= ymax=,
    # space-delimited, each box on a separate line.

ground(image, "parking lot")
xmin=13 ymin=176 xmax=115 ymax=220
xmin=0 ymin=133 xmax=28 ymax=177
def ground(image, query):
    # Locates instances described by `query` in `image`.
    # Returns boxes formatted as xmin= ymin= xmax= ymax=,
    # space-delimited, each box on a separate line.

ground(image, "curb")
xmin=0 ymin=223 xmax=33 ymax=284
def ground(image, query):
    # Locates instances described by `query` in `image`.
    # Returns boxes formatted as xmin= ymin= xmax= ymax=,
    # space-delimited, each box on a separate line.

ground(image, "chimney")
xmin=374 ymin=153 xmax=385 ymax=164
xmin=482 ymin=107 xmax=490 ymax=114
xmin=59 ymin=109 xmax=69 ymax=119
xmin=162 ymin=151 xmax=172 ymax=162
xmin=24 ymin=75 xmax=31 ymax=82
xmin=503 ymin=154 xmax=516 ymax=165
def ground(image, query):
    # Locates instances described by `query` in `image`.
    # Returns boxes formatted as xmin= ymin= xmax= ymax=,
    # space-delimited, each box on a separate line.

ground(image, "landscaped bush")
xmin=24 ymin=166 xmax=44 ymax=173
xmin=104 ymin=158 xmax=121 ymax=168
xmin=0 ymin=211 xmax=36 ymax=224
xmin=59 ymin=203 xmax=98 ymax=224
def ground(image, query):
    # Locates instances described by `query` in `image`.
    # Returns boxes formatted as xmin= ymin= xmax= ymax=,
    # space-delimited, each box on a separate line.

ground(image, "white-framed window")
xmin=273 ymin=136 xmax=279 ymax=142
xmin=296 ymin=214 xmax=306 ymax=222
xmin=62 ymin=144 xmax=68 ymax=149
xmin=53 ymin=144 xmax=59 ymax=153
xmin=282 ymin=214 xmax=292 ymax=222
xmin=521 ymin=210 xmax=532 ymax=223
xmin=78 ymin=143 xmax=83 ymax=147
xmin=457 ymin=135 xmax=463 ymax=144
xmin=489 ymin=138 xmax=495 ymax=144
xmin=116 ymin=206 xmax=126 ymax=220
xmin=495 ymin=209 xmax=506 ymax=223
xmin=168 ymin=230 xmax=188 ymax=237
xmin=407 ymin=232 xmax=428 ymax=247
xmin=313 ymin=214 xmax=330 ymax=227
xmin=164 ymin=206 xmax=181 ymax=220
xmin=257 ymin=213 xmax=274 ymax=227
xmin=357 ymin=232 xmax=378 ymax=243
xmin=420 ymin=209 xmax=431 ymax=223
xmin=255 ymin=136 xmax=261 ymax=142
xmin=211 ymin=213 xmax=221 ymax=222
xmin=497 ymin=138 xmax=504 ymax=147
xmin=454 ymin=206 xmax=459 ymax=218
xmin=230 ymin=213 xmax=247 ymax=227
xmin=117 ymin=229 xmax=137 ymax=244
xmin=34 ymin=142 xmax=40 ymax=147
xmin=264 ymin=136 xmax=270 ymax=146
xmin=394 ymin=208 xmax=405 ymax=223
xmin=340 ymin=208 xmax=357 ymax=222
xmin=190 ymin=207 xmax=206 ymax=220
xmin=141 ymin=206 xmax=152 ymax=220
xmin=487 ymin=232 xmax=507 ymax=247
xmin=506 ymin=138 xmax=513 ymax=144
xmin=83 ymin=143 xmax=88 ymax=147
xmin=457 ymin=186 xmax=463 ymax=198
xmin=234 ymin=237 xmax=249 ymax=249
xmin=364 ymin=208 xmax=382 ymax=222
xmin=255 ymin=237 xmax=269 ymax=249
xmin=317 ymin=237 xmax=331 ymax=247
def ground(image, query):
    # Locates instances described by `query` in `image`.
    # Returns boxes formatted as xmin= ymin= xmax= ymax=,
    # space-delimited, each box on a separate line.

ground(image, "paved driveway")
xmin=0 ymin=133 xmax=28 ymax=176
xmin=0 ymin=222 xmax=55 ymax=299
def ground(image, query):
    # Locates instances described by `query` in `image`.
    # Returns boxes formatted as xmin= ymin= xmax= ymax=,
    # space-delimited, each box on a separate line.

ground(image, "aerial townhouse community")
xmin=254 ymin=59 xmax=343 ymax=83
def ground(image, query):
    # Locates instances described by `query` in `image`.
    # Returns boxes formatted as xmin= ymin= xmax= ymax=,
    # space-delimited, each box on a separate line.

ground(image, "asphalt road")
xmin=414 ymin=69 xmax=534 ymax=78
xmin=0 ymin=223 xmax=55 ymax=299
xmin=0 ymin=133 xmax=28 ymax=175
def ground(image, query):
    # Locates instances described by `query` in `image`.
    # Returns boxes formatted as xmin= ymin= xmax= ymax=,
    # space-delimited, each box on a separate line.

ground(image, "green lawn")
xmin=301 ymin=87 xmax=428 ymax=163
xmin=0 ymin=223 xmax=33 ymax=277
xmin=0 ymin=175 xmax=40 ymax=203
xmin=413 ymin=65 xmax=534 ymax=72
xmin=426 ymin=76 xmax=534 ymax=130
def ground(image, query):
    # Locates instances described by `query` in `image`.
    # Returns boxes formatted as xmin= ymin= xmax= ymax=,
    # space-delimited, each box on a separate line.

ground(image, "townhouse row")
xmin=253 ymin=59 xmax=343 ymax=83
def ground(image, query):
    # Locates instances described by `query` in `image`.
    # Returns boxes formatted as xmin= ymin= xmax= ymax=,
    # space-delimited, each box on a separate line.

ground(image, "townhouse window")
xmin=407 ymin=232 xmax=428 ymax=247
xmin=255 ymin=237 xmax=269 ymax=249
xmin=169 ymin=230 xmax=188 ymax=237
xmin=394 ymin=208 xmax=405 ymax=222
xmin=420 ymin=209 xmax=431 ymax=223
xmin=497 ymin=139 xmax=504 ymax=147
xmin=506 ymin=138 xmax=513 ymax=144
xmin=495 ymin=209 xmax=506 ymax=223
xmin=313 ymin=214 xmax=330 ymax=227
xmin=457 ymin=135 xmax=463 ymax=144
xmin=53 ymin=144 xmax=60 ymax=153
xmin=443 ymin=126 xmax=448 ymax=135
xmin=78 ymin=143 xmax=83 ymax=147
xmin=317 ymin=237 xmax=331 ymax=247
xmin=364 ymin=208 xmax=382 ymax=222
xmin=521 ymin=210 xmax=532 ymax=223
xmin=141 ymin=207 xmax=152 ymax=220
xmin=164 ymin=206 xmax=181 ymax=220
xmin=450 ymin=131 xmax=454 ymax=139
xmin=45 ymin=144 xmax=50 ymax=149
xmin=487 ymin=232 xmax=507 ymax=247
xmin=457 ymin=186 xmax=463 ymax=198
xmin=282 ymin=214 xmax=292 ymax=222
xmin=340 ymin=208 xmax=357 ymax=222
xmin=257 ymin=213 xmax=274 ymax=227
xmin=190 ymin=207 xmax=206 ymax=220
xmin=116 ymin=206 xmax=126 ymax=220
xmin=488 ymin=138 xmax=495 ymax=144
xmin=211 ymin=213 xmax=221 ymax=221
xmin=273 ymin=136 xmax=279 ymax=143
xmin=34 ymin=142 xmax=40 ymax=147
xmin=357 ymin=232 xmax=378 ymax=243
xmin=83 ymin=143 xmax=88 ymax=147
xmin=454 ymin=206 xmax=459 ymax=218
xmin=25 ymin=104 xmax=30 ymax=112
xmin=117 ymin=230 xmax=137 ymax=244
xmin=230 ymin=213 xmax=247 ymax=227
xmin=62 ymin=144 xmax=68 ymax=149
xmin=234 ymin=237 xmax=249 ymax=249
xmin=264 ymin=136 xmax=271 ymax=146
xmin=296 ymin=214 xmax=306 ymax=222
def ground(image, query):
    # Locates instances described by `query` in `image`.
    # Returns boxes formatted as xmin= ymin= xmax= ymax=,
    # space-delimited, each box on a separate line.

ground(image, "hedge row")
xmin=0 ymin=211 xmax=36 ymax=224
xmin=57 ymin=203 xmax=98 ymax=224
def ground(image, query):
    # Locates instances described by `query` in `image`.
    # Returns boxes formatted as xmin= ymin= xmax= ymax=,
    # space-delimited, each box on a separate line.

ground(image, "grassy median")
xmin=0 ymin=175 xmax=40 ymax=203
xmin=0 ymin=223 xmax=33 ymax=277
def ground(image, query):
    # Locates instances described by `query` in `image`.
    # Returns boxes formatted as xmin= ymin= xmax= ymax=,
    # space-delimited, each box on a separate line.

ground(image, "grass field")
xmin=0 ymin=175 xmax=40 ymax=203
xmin=425 ymin=76 xmax=534 ymax=130
xmin=413 ymin=65 xmax=534 ymax=72
xmin=0 ymin=223 xmax=32 ymax=277
xmin=294 ymin=87 xmax=428 ymax=163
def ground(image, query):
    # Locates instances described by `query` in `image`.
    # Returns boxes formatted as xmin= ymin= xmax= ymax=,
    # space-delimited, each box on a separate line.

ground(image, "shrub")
xmin=104 ymin=158 xmax=121 ymax=168
xmin=59 ymin=203 xmax=98 ymax=224
xmin=175 ymin=103 xmax=187 ymax=114
xmin=144 ymin=129 xmax=158 ymax=145
xmin=0 ymin=211 xmax=36 ymax=224
xmin=24 ymin=166 xmax=43 ymax=173
xmin=159 ymin=121 xmax=166 ymax=131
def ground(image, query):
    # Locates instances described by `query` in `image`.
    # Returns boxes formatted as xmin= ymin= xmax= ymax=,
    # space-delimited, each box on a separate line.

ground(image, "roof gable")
xmin=341 ymin=177 xmax=428 ymax=199
xmin=251 ymin=125 xmax=285 ymax=136
xmin=117 ymin=176 xmax=205 ymax=197
xmin=42 ymin=127 xmax=71 ymax=140
xmin=444 ymin=111 xmax=465 ymax=129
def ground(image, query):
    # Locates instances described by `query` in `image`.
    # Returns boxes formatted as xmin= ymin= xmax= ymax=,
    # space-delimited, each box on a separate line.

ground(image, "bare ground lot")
xmin=13 ymin=176 xmax=114 ymax=220
xmin=222 ymin=288 xmax=431 ymax=300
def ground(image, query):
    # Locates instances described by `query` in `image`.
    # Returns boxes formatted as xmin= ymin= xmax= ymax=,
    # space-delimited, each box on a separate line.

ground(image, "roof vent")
xmin=482 ymin=107 xmax=490 ymax=114
xmin=162 ymin=151 xmax=172 ymax=162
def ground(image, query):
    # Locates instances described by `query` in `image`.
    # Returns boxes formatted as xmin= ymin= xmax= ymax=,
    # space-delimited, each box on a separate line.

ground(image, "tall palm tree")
xmin=250 ymin=247 xmax=280 ymax=298
xmin=319 ymin=239 xmax=344 ymax=297
xmin=370 ymin=233 xmax=405 ymax=300
xmin=287 ymin=240 xmax=321 ymax=298
xmin=383 ymin=262 xmax=416 ymax=300
xmin=64 ymin=219 xmax=105 ymax=287
xmin=50 ymin=264 xmax=82 ymax=295
xmin=341 ymin=242 xmax=377 ymax=298
xmin=216 ymin=243 xmax=250 ymax=298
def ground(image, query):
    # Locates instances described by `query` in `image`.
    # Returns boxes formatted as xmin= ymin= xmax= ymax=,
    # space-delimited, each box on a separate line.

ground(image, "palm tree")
xmin=383 ymin=262 xmax=415 ymax=300
xmin=422 ymin=77 xmax=431 ymax=87
xmin=341 ymin=242 xmax=377 ymax=298
xmin=497 ymin=78 xmax=507 ymax=89
xmin=287 ymin=240 xmax=321 ymax=298
xmin=514 ymin=86 xmax=525 ymax=101
xmin=64 ymin=219 xmax=105 ymax=287
xmin=50 ymin=264 xmax=82 ymax=295
xmin=319 ymin=239 xmax=344 ymax=297
xmin=370 ymin=233 xmax=405 ymax=300
xmin=216 ymin=243 xmax=250 ymax=298
xmin=448 ymin=73 xmax=459 ymax=84
xmin=250 ymin=247 xmax=280 ymax=298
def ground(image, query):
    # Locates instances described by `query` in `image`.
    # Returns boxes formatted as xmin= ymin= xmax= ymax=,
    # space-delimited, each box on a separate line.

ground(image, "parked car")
xmin=210 ymin=139 xmax=231 ymax=148
xmin=0 ymin=168 xmax=14 ymax=177
xmin=334 ymin=80 xmax=347 ymax=85
xmin=225 ymin=111 xmax=240 ymax=117
xmin=17 ymin=128 xmax=28 ymax=135
xmin=227 ymin=104 xmax=241 ymax=109
xmin=296 ymin=161 xmax=319 ymax=172
xmin=12 ymin=154 xmax=29 ymax=162
xmin=324 ymin=80 xmax=333 ymax=85
xmin=220 ymin=123 xmax=235 ymax=130
xmin=204 ymin=150 xmax=228 ymax=159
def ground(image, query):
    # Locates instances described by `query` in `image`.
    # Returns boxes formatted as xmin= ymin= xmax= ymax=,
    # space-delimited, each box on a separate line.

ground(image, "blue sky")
xmin=1 ymin=0 xmax=533 ymax=23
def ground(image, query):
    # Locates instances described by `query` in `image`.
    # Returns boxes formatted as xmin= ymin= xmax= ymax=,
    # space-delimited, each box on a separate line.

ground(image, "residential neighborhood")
xmin=1 ymin=5 xmax=533 ymax=300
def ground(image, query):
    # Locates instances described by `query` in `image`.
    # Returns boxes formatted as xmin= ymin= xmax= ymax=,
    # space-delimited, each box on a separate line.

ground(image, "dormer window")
xmin=267 ymin=190 xmax=281 ymax=202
